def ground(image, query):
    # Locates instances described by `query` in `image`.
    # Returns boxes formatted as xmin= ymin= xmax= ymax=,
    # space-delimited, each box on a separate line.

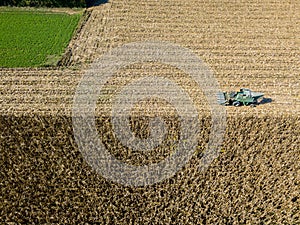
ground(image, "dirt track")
xmin=1 ymin=0 xmax=299 ymax=224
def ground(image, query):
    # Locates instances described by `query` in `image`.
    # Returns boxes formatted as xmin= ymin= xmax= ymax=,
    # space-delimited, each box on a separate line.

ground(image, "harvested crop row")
xmin=0 ymin=65 xmax=299 ymax=116
xmin=65 ymin=0 xmax=299 ymax=81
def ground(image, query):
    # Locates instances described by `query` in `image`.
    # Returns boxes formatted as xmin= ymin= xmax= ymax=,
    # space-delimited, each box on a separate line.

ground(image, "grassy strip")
xmin=0 ymin=8 xmax=82 ymax=67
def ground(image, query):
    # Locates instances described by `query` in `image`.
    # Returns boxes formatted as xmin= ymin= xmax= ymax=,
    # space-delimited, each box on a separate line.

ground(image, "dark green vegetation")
xmin=0 ymin=8 xmax=81 ymax=67
xmin=0 ymin=0 xmax=86 ymax=8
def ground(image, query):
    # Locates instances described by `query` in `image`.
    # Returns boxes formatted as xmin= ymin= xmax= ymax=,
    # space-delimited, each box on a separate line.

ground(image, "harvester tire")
xmin=233 ymin=101 xmax=241 ymax=107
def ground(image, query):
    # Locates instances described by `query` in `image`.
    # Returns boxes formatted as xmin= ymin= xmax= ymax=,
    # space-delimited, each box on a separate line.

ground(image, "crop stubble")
xmin=0 ymin=0 xmax=299 ymax=224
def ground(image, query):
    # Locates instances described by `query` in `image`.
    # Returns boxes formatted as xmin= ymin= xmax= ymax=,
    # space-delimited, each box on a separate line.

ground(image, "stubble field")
xmin=0 ymin=0 xmax=299 ymax=224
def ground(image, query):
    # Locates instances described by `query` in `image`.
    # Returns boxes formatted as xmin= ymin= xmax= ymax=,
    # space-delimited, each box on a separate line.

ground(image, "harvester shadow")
xmin=259 ymin=97 xmax=273 ymax=105
xmin=86 ymin=0 xmax=108 ymax=8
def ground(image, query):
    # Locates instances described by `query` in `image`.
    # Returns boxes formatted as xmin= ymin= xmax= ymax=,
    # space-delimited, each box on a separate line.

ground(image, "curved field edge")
xmin=0 ymin=114 xmax=299 ymax=224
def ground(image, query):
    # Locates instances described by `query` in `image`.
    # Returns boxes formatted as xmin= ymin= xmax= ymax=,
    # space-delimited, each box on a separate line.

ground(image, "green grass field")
xmin=0 ymin=8 xmax=81 ymax=67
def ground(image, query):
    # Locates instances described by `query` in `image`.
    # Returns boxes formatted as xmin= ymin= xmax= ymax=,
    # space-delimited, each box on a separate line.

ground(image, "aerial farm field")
xmin=0 ymin=0 xmax=299 ymax=224
xmin=0 ymin=7 xmax=81 ymax=67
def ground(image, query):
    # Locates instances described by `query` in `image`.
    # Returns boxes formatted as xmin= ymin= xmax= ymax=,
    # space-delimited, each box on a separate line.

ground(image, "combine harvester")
xmin=217 ymin=88 xmax=264 ymax=107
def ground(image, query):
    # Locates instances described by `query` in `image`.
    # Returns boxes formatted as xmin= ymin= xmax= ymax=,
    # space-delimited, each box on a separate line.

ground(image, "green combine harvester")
xmin=217 ymin=88 xmax=264 ymax=107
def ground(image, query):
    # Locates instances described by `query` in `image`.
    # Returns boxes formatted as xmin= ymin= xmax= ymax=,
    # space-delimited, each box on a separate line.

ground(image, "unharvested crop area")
xmin=0 ymin=8 xmax=81 ymax=67
xmin=0 ymin=0 xmax=299 ymax=224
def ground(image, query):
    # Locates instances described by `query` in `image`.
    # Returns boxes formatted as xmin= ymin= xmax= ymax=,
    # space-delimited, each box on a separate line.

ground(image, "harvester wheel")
xmin=233 ymin=101 xmax=241 ymax=107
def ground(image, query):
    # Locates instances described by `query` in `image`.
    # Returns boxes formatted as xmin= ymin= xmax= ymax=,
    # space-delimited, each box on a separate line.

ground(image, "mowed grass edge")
xmin=0 ymin=7 xmax=82 ymax=68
